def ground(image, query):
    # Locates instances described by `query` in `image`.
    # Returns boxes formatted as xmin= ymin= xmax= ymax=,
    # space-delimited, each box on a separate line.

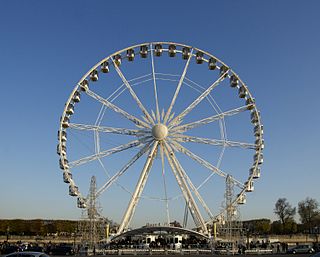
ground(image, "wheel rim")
xmin=58 ymin=42 xmax=264 ymax=236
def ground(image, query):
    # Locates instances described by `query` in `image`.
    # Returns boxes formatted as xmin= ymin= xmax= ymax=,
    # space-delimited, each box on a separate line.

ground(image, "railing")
xmin=245 ymin=249 xmax=273 ymax=255
xmin=103 ymin=248 xmax=213 ymax=255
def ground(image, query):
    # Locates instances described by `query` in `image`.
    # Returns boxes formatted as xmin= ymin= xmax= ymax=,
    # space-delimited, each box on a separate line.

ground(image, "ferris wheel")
xmin=57 ymin=42 xmax=264 ymax=236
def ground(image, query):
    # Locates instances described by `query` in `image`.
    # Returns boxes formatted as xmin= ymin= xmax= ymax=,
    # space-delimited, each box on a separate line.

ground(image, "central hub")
xmin=152 ymin=124 xmax=168 ymax=141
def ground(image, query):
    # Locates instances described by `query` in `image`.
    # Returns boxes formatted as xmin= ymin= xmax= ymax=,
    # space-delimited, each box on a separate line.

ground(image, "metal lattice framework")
xmin=219 ymin=175 xmax=243 ymax=244
xmin=57 ymin=42 xmax=264 ymax=237
xmin=78 ymin=176 xmax=107 ymax=248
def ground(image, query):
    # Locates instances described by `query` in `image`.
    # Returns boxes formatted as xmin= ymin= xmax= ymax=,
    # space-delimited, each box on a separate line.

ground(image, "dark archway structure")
xmin=111 ymin=226 xmax=209 ymax=242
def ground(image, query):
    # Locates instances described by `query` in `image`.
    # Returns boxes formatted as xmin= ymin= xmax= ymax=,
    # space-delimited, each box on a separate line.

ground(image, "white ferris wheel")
xmin=57 ymin=42 xmax=264 ymax=236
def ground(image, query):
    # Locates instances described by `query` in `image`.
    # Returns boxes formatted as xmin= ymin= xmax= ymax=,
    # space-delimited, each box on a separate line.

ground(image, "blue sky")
xmin=0 ymin=0 xmax=319 ymax=228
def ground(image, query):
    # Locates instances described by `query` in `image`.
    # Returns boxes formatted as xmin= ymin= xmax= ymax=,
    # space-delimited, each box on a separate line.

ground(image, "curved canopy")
xmin=111 ymin=226 xmax=209 ymax=241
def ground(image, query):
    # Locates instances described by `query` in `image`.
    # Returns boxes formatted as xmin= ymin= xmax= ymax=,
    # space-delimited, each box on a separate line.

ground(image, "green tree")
xmin=43 ymin=220 xmax=57 ymax=235
xmin=243 ymin=219 xmax=271 ymax=235
xmin=255 ymin=219 xmax=271 ymax=234
xmin=274 ymin=198 xmax=296 ymax=234
xmin=298 ymin=197 xmax=319 ymax=233
xmin=283 ymin=218 xmax=297 ymax=234
xmin=271 ymin=221 xmax=282 ymax=234
xmin=0 ymin=220 xmax=9 ymax=235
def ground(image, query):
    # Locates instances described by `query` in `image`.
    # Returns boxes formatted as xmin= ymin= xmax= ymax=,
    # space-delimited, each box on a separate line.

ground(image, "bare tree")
xmin=274 ymin=198 xmax=296 ymax=233
xmin=298 ymin=197 xmax=319 ymax=233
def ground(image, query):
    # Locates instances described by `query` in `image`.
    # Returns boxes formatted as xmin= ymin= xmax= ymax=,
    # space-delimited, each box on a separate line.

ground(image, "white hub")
xmin=152 ymin=124 xmax=168 ymax=140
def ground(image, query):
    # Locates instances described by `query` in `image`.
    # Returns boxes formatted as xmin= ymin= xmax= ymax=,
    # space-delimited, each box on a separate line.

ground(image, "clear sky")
xmin=0 ymin=0 xmax=319 ymax=228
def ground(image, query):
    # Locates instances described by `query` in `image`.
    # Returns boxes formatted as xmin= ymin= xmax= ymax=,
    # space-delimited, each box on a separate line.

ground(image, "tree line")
xmin=0 ymin=219 xmax=78 ymax=236
xmin=1 ymin=197 xmax=319 ymax=236
xmin=272 ymin=197 xmax=320 ymax=234
xmin=244 ymin=197 xmax=320 ymax=235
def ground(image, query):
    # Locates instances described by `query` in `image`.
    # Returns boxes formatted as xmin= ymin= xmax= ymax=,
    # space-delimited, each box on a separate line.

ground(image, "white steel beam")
xmin=159 ymin=142 xmax=170 ymax=224
xmin=169 ymin=69 xmax=229 ymax=128
xmin=86 ymin=89 xmax=151 ymax=129
xmin=112 ymin=59 xmax=155 ymax=125
xmin=96 ymin=142 xmax=152 ymax=198
xmin=171 ymin=104 xmax=252 ymax=133
xmin=172 ymin=134 xmax=256 ymax=149
xmin=69 ymin=137 xmax=151 ymax=168
xmin=150 ymin=43 xmax=161 ymax=123
xmin=168 ymin=145 xmax=214 ymax=220
xmin=163 ymin=143 xmax=198 ymax=227
xmin=117 ymin=141 xmax=159 ymax=235
xmin=164 ymin=142 xmax=208 ymax=234
xmin=163 ymin=48 xmax=194 ymax=124
xmin=170 ymin=140 xmax=244 ymax=188
xmin=69 ymin=123 xmax=149 ymax=137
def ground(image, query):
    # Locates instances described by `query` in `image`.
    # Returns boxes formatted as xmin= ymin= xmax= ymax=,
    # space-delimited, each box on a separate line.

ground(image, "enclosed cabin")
xmin=251 ymin=111 xmax=260 ymax=124
xmin=59 ymin=158 xmax=69 ymax=170
xmin=77 ymin=197 xmax=87 ymax=208
xmin=101 ymin=61 xmax=109 ymax=73
xmin=254 ymin=152 xmax=264 ymax=165
xmin=57 ymin=143 xmax=66 ymax=156
xmin=90 ymin=69 xmax=98 ymax=81
xmin=72 ymin=91 xmax=81 ymax=103
xmin=63 ymin=171 xmax=72 ymax=183
xmin=255 ymin=138 xmax=265 ymax=151
xmin=254 ymin=124 xmax=264 ymax=137
xmin=114 ymin=54 xmax=122 ymax=66
xmin=58 ymin=130 xmax=67 ymax=142
xmin=66 ymin=103 xmax=75 ymax=115
xmin=69 ymin=184 xmax=79 ymax=196
xmin=168 ymin=44 xmax=176 ymax=57
xmin=126 ymin=48 xmax=135 ymax=61
xmin=80 ymin=79 xmax=89 ymax=92
xmin=182 ymin=47 xmax=191 ymax=60
xmin=237 ymin=193 xmax=246 ymax=204
xmin=245 ymin=180 xmax=254 ymax=192
xmin=154 ymin=44 xmax=163 ymax=56
xmin=140 ymin=45 xmax=148 ymax=58
xmin=246 ymin=97 xmax=255 ymax=110
xmin=196 ymin=51 xmax=204 ymax=64
xmin=61 ymin=116 xmax=70 ymax=128
xmin=220 ymin=65 xmax=229 ymax=78
xmin=238 ymin=86 xmax=247 ymax=98
xmin=208 ymin=57 xmax=217 ymax=70
xmin=250 ymin=167 xmax=261 ymax=179
xmin=230 ymin=74 xmax=239 ymax=87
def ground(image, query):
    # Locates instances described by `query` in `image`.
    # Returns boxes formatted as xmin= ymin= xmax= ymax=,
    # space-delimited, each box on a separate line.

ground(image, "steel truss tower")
xmin=220 ymin=175 xmax=243 ymax=249
xmin=78 ymin=176 xmax=108 ymax=249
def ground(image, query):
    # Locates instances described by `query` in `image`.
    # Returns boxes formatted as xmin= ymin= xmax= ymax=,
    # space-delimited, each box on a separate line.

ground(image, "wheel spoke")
xmin=69 ymin=137 xmax=152 ymax=168
xmin=172 ymin=134 xmax=256 ymax=150
xmin=163 ymin=141 xmax=208 ymax=233
xmin=112 ymin=59 xmax=155 ymax=125
xmin=171 ymin=104 xmax=252 ymax=133
xmin=96 ymin=141 xmax=152 ymax=198
xmin=69 ymin=123 xmax=150 ymax=137
xmin=166 ymin=141 xmax=214 ymax=220
xmin=117 ymin=141 xmax=159 ymax=235
xmin=162 ymin=142 xmax=198 ymax=227
xmin=168 ymin=69 xmax=229 ymax=128
xmin=150 ymin=43 xmax=161 ymax=123
xmin=160 ymin=142 xmax=170 ymax=225
xmin=94 ymin=129 xmax=100 ymax=153
xmin=163 ymin=48 xmax=194 ymax=124
xmin=86 ymin=88 xmax=151 ymax=129
xmin=169 ymin=139 xmax=245 ymax=188
xmin=96 ymin=158 xmax=133 ymax=196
